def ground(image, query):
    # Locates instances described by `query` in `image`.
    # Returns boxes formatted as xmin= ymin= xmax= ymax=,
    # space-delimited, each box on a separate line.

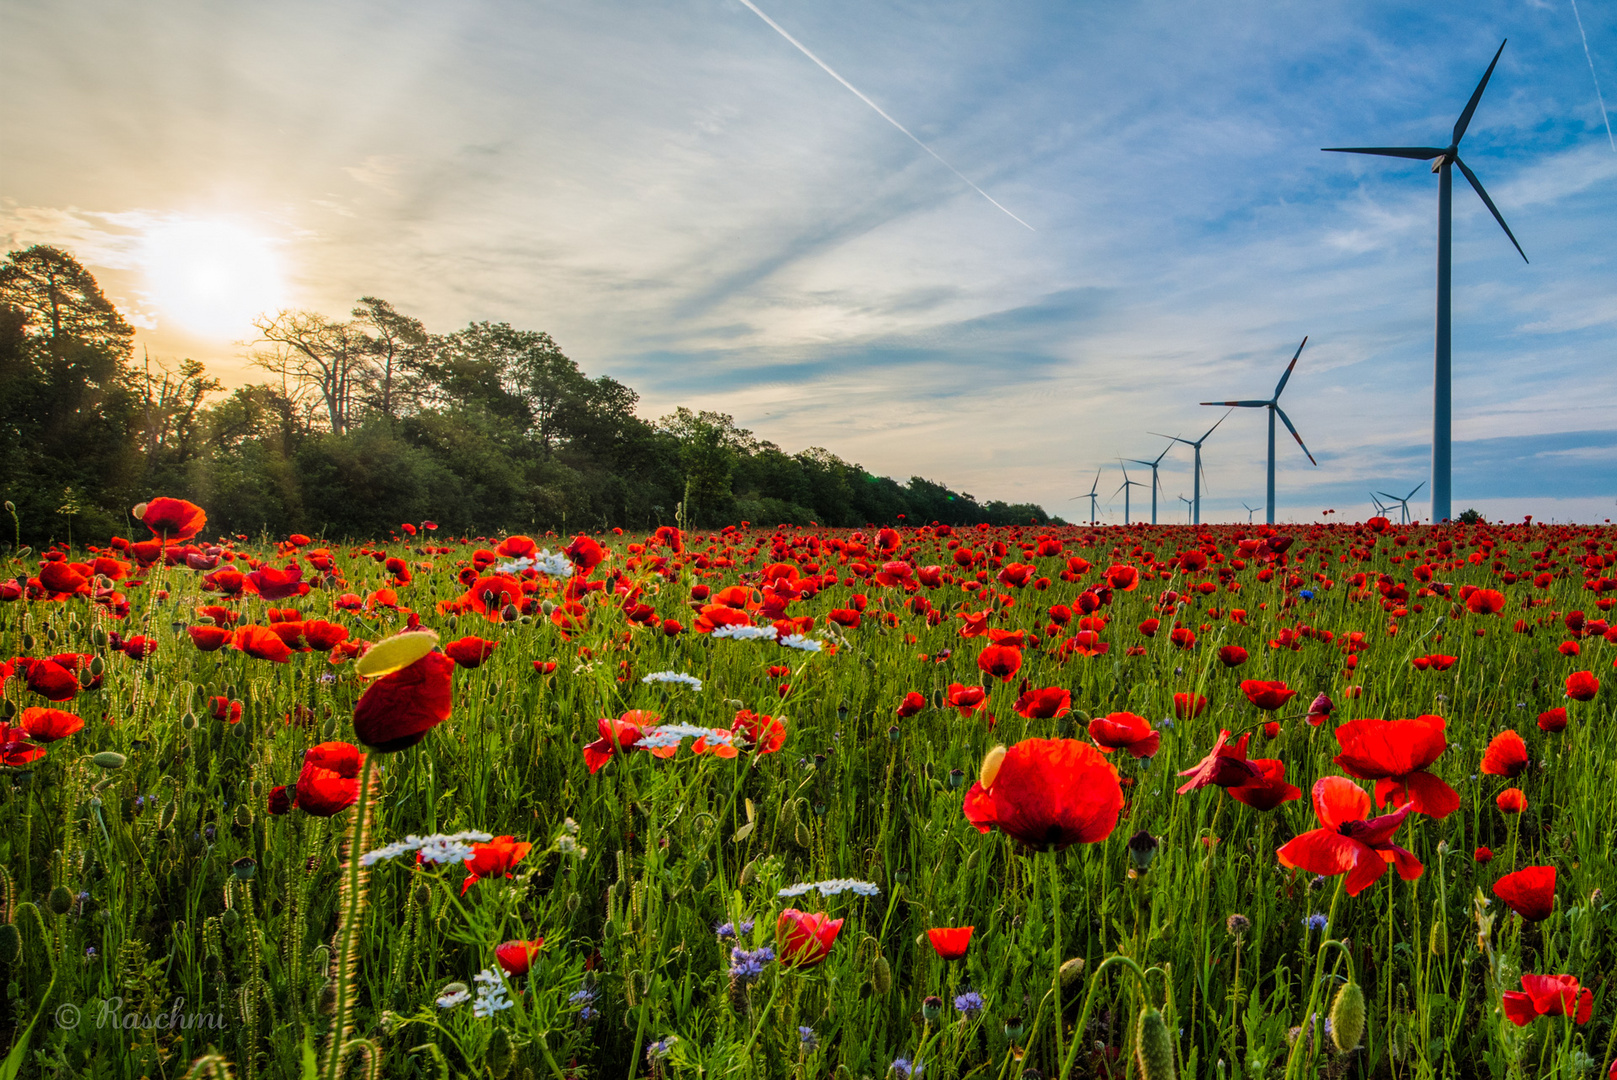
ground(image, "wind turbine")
xmin=1369 ymin=492 xmax=1391 ymax=518
xmin=1150 ymin=411 xmax=1230 ymax=526
xmin=1123 ymin=441 xmax=1174 ymax=525
xmin=1177 ymin=494 xmax=1193 ymax=524
xmin=1241 ymin=501 xmax=1260 ymax=524
xmin=1325 ymin=40 xmax=1527 ymax=524
xmin=1069 ymin=468 xmax=1102 ymax=526
xmin=1201 ymin=337 xmax=1317 ymax=525
xmin=1114 ymin=462 xmax=1147 ymax=526
xmin=1375 ymin=481 xmax=1426 ymax=526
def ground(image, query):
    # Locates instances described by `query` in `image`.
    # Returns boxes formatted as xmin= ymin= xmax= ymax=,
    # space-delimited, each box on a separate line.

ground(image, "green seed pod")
xmin=88 ymin=655 xmax=105 ymax=677
xmin=486 ymin=1026 xmax=515 ymax=1079
xmin=181 ymin=711 xmax=197 ymax=729
xmin=44 ymin=625 xmax=58 ymax=643
xmin=91 ymin=751 xmax=126 ymax=770
xmin=1060 ymin=956 xmax=1086 ymax=990
xmin=250 ymin=779 xmax=262 ymax=799
xmin=220 ymin=908 xmax=240 ymax=929
xmin=233 ymin=804 xmax=254 ymax=828
xmin=47 ymin=886 xmax=73 ymax=916
xmin=0 ymin=699 xmax=14 ymax=718
xmin=873 ymin=955 xmax=892 ymax=994
xmin=158 ymin=801 xmax=177 ymax=829
xmin=1330 ymin=981 xmax=1366 ymax=1053
xmin=795 ymin=821 xmax=813 ymax=848
xmin=21 ymin=633 xmax=35 ymax=651
xmin=91 ymin=627 xmax=109 ymax=647
xmin=1428 ymin=921 xmax=1447 ymax=957
xmin=739 ymin=857 xmax=759 ymax=886
xmin=0 ymin=923 xmax=19 ymax=963
xmin=1135 ymin=1007 xmax=1176 ymax=1080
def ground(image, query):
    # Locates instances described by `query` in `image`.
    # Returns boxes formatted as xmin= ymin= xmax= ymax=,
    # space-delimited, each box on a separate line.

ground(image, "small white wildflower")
xmin=360 ymin=831 xmax=495 ymax=868
xmin=642 ymin=671 xmax=704 ymax=691
xmin=777 ymin=878 xmax=881 ymax=899
xmin=472 ymin=967 xmax=514 ymax=1018
xmin=636 ymin=723 xmax=733 ymax=750
xmin=436 ymin=987 xmax=470 ymax=1009
xmin=779 ymin=634 xmax=822 ymax=652
xmin=712 ymin=624 xmax=778 ymax=641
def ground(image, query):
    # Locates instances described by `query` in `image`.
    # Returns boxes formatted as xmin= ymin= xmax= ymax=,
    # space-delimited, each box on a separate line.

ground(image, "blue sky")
xmin=3 ymin=0 xmax=1614 ymax=522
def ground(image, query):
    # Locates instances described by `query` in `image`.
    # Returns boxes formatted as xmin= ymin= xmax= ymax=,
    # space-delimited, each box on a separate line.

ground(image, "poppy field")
xmin=1 ymin=500 xmax=1614 ymax=1080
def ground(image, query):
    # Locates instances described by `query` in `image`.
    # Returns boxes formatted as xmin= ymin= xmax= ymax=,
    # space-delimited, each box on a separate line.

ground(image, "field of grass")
xmin=1 ymin=503 xmax=1613 ymax=1080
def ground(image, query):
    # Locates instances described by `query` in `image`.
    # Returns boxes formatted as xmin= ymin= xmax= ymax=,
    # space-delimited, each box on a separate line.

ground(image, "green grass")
xmin=0 ymin=518 xmax=1612 ymax=1079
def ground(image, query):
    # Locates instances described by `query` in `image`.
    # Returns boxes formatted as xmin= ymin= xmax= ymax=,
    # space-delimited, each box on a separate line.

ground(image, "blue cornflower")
xmin=891 ymin=1059 xmax=923 ymax=1079
xmin=953 ymin=990 xmax=984 ymax=1018
xmin=798 ymin=1026 xmax=818 ymax=1050
xmin=729 ymin=945 xmax=775 ymax=985
xmin=714 ymin=917 xmax=755 ymax=940
xmin=1303 ymin=913 xmax=1329 ymax=932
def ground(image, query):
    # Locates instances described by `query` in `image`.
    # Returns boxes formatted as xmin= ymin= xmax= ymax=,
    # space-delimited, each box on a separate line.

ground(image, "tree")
xmin=352 ymin=296 xmax=429 ymax=419
xmin=251 ymin=310 xmax=371 ymax=434
xmin=140 ymin=354 xmax=223 ymax=472
xmin=0 ymin=245 xmax=134 ymax=362
xmin=657 ymin=409 xmax=755 ymax=524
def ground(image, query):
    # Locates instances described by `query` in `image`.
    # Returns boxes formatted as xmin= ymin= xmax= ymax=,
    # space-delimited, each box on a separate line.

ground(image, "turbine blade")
xmin=1147 ymin=431 xmax=1192 ymax=446
xmin=1199 ymin=408 xmax=1233 ymax=443
xmin=1273 ymin=336 xmax=1308 ymax=398
xmin=1322 ymin=146 xmax=1447 ymax=160
xmin=1274 ymin=406 xmax=1317 ymax=465
xmin=1201 ymin=400 xmax=1268 ymax=407
xmin=1455 ymin=157 xmax=1528 ymax=263
xmin=1455 ymin=40 xmax=1508 ymax=145
xmin=1406 ymin=481 xmax=1426 ymax=500
xmin=1152 ymin=441 xmax=1173 ymax=465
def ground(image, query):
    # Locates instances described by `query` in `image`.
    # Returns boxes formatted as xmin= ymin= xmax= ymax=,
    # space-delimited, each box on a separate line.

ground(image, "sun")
xmin=140 ymin=219 xmax=288 ymax=340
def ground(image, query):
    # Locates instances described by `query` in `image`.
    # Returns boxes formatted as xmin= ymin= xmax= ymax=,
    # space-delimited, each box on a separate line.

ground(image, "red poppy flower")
xmin=233 ymin=625 xmax=291 ymax=663
xmin=1306 ymin=692 xmax=1335 ymax=727
xmin=1176 ymin=730 xmax=1262 ymax=793
xmin=776 ymin=908 xmax=843 ymax=967
xmin=1496 ymin=788 xmax=1528 ymax=814
xmin=1502 ymin=974 xmax=1593 ymax=1026
xmin=1014 ymin=686 xmax=1072 ymax=720
xmin=582 ymin=710 xmax=669 ymax=773
xmin=444 ymin=636 xmax=499 ymax=669
xmin=1331 ymin=715 xmax=1459 ymax=818
xmin=1088 ymin=712 xmax=1160 ymax=758
xmin=895 ymin=691 xmax=925 ymax=718
xmin=496 ymin=534 xmax=538 ymax=559
xmin=16 ymin=657 xmax=80 ymax=701
xmin=1226 ymin=759 xmax=1303 ymax=811
xmin=1536 ymin=707 xmax=1568 ymax=734
xmin=1480 ymin=730 xmax=1529 ymax=777
xmin=188 ymin=625 xmax=233 ymax=651
xmin=1474 ymin=846 xmax=1493 ymax=863
xmin=302 ymin=620 xmax=349 ymax=652
xmin=38 ymin=561 xmax=90 ymax=596
xmin=1217 ymin=645 xmax=1248 ymax=667
xmin=461 ymin=835 xmax=534 ymax=895
xmin=210 ymin=695 xmax=243 ymax=724
xmin=1137 ymin=618 xmax=1160 ymax=638
xmin=946 ymin=683 xmax=987 ymax=715
xmin=1240 ymin=680 xmax=1297 ymax=711
xmin=295 ymin=744 xmax=363 ymax=817
xmin=495 ymin=938 xmax=544 ymax=977
xmin=976 ymin=644 xmax=1023 ymax=683
xmin=1411 ymin=654 xmax=1457 ymax=672
xmin=267 ymin=621 xmax=310 ymax=651
xmin=246 ymin=563 xmax=308 ymax=601
xmin=730 ymin=710 xmax=787 ymax=754
xmin=1276 ymin=776 xmax=1422 ymax=896
xmin=1492 ymin=866 xmax=1556 ymax=921
xmin=564 ymin=534 xmax=606 ymax=573
xmin=139 ymin=497 xmax=206 ymax=541
xmin=1464 ymin=588 xmax=1506 ymax=615
xmin=926 ymin=926 xmax=973 ymax=961
xmin=1105 ymin=565 xmax=1140 ymax=591
xmin=20 ymin=707 xmax=83 ymax=742
xmin=266 ymin=785 xmax=294 ymax=815
xmin=1173 ymin=692 xmax=1208 ymax=719
xmin=0 ymin=722 xmax=46 ymax=766
xmin=1169 ymin=627 xmax=1197 ymax=650
xmin=353 ymin=651 xmax=455 ymax=752
xmin=1564 ymin=671 xmax=1599 ymax=701
xmin=963 ymin=738 xmax=1123 ymax=850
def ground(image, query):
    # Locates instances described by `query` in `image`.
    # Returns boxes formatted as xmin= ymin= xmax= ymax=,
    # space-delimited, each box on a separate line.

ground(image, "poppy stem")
xmin=321 ymin=751 xmax=375 ymax=1080
xmin=1059 ymin=954 xmax=1155 ymax=1080
xmin=1049 ymin=847 xmax=1065 ymax=1070
xmin=1282 ymin=875 xmax=1345 ymax=1080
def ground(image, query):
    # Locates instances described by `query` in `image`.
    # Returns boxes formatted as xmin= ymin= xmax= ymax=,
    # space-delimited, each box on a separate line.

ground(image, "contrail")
xmin=734 ymin=0 xmax=1035 ymax=230
xmin=1569 ymin=0 xmax=1616 ymax=151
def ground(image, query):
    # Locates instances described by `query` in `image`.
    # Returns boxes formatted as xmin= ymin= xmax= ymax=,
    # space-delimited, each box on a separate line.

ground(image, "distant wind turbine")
xmin=735 ymin=0 xmax=1033 ymax=231
xmin=1177 ymin=494 xmax=1193 ymax=524
xmin=1241 ymin=501 xmax=1259 ymax=524
xmin=1123 ymin=441 xmax=1174 ymax=525
xmin=1069 ymin=468 xmax=1102 ymax=525
xmin=1114 ymin=462 xmax=1147 ymax=526
xmin=1150 ymin=411 xmax=1231 ymax=526
xmin=1201 ymin=337 xmax=1317 ymax=525
xmin=1376 ymin=482 xmax=1427 ymax=526
xmin=1325 ymin=40 xmax=1528 ymax=524
xmin=1369 ymin=492 xmax=1391 ymax=518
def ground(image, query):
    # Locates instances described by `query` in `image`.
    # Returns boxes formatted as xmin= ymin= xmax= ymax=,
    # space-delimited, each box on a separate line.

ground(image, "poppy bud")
xmin=233 ymin=804 xmax=254 ymax=828
xmin=486 ymin=1027 xmax=515 ymax=1079
xmin=1135 ymin=1006 xmax=1176 ymax=1080
xmin=1329 ymin=981 xmax=1365 ymax=1053
xmin=1059 ymin=956 xmax=1085 ymax=989
xmin=92 ymin=751 xmax=126 ymax=770
xmin=501 ymin=603 xmax=519 ymax=622
xmin=979 ymin=745 xmax=1007 ymax=789
xmin=221 ymin=907 xmax=240 ymax=928
xmin=873 ymin=955 xmax=892 ymax=994
xmin=48 ymin=886 xmax=73 ymax=915
xmin=1127 ymin=830 xmax=1160 ymax=873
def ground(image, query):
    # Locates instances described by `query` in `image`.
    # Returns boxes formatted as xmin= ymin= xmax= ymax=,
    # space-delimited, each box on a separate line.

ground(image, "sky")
xmin=2 ymin=0 xmax=1614 ymax=524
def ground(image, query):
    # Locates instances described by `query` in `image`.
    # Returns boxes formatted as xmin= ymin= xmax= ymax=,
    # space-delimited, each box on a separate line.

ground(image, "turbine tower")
xmin=1201 ymin=337 xmax=1317 ymax=525
xmin=1150 ymin=411 xmax=1230 ymax=526
xmin=1069 ymin=467 xmax=1102 ymax=526
xmin=1123 ymin=441 xmax=1174 ymax=525
xmin=1325 ymin=40 xmax=1527 ymax=523
xmin=1376 ymin=481 xmax=1426 ymax=526
xmin=1114 ymin=462 xmax=1147 ymax=526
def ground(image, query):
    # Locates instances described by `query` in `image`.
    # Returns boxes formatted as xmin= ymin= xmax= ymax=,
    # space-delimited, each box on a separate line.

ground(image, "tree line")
xmin=0 ymin=245 xmax=1058 ymax=545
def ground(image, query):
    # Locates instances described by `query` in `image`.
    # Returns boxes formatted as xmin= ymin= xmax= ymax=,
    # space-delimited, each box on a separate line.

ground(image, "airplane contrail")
xmin=734 ymin=0 xmax=1035 ymax=230
xmin=1569 ymin=0 xmax=1616 ymax=152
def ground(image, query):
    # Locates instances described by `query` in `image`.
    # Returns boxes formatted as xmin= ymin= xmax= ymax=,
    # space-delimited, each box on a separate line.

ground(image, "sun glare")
xmin=140 ymin=219 xmax=287 ymax=340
